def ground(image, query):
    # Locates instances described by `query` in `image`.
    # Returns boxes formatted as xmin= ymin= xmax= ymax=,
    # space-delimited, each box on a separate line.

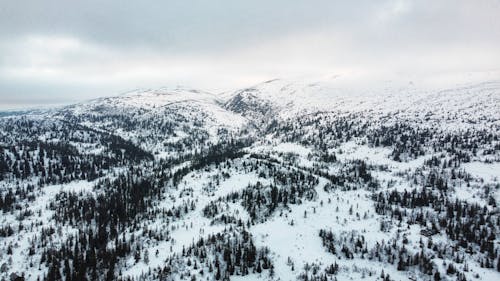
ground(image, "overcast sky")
xmin=1 ymin=0 xmax=500 ymax=109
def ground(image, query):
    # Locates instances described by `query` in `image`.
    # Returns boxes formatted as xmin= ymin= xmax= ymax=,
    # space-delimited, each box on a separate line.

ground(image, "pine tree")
xmin=144 ymin=249 xmax=149 ymax=264
xmin=434 ymin=271 xmax=441 ymax=281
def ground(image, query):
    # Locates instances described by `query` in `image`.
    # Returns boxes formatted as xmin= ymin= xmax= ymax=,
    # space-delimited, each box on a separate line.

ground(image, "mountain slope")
xmin=55 ymin=87 xmax=250 ymax=158
xmin=224 ymin=77 xmax=500 ymax=129
xmin=0 ymin=78 xmax=499 ymax=281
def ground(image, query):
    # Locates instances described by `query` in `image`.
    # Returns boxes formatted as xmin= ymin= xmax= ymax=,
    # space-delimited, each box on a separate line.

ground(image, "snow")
xmin=0 ymin=180 xmax=94 ymax=281
xmin=453 ymin=184 xmax=488 ymax=205
xmin=249 ymin=176 xmax=404 ymax=281
xmin=463 ymin=162 xmax=500 ymax=183
xmin=122 ymin=166 xmax=267 ymax=279
xmin=226 ymin=76 xmax=500 ymax=130
xmin=273 ymin=142 xmax=312 ymax=157
xmin=1 ymin=75 xmax=500 ymax=281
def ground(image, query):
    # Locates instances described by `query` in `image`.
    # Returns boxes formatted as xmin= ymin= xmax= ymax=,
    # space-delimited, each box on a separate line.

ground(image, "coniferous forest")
xmin=0 ymin=80 xmax=499 ymax=281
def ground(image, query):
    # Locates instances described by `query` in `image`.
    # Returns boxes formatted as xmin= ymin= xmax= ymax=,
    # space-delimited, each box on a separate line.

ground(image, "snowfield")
xmin=0 ymin=76 xmax=499 ymax=281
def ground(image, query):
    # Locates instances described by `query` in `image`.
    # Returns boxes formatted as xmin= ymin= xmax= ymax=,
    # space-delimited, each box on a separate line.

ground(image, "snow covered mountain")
xmin=225 ymin=77 xmax=500 ymax=129
xmin=0 ymin=77 xmax=499 ymax=281
xmin=55 ymin=87 xmax=249 ymax=158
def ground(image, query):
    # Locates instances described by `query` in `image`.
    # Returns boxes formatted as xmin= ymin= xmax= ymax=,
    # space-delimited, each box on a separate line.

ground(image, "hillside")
xmin=0 ymin=78 xmax=499 ymax=281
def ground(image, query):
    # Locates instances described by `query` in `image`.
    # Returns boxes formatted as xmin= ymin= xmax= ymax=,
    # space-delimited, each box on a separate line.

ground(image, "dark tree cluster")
xmin=268 ymin=112 xmax=498 ymax=164
xmin=373 ymin=187 xmax=499 ymax=274
xmin=139 ymin=227 xmax=272 ymax=281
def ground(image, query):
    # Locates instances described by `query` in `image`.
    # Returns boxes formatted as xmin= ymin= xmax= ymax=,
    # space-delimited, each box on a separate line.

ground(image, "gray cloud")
xmin=1 ymin=0 xmax=500 ymax=109
xmin=0 ymin=1 xmax=375 ymax=51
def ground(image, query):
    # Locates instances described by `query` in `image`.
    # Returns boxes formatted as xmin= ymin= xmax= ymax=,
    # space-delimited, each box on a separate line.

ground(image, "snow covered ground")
xmin=1 ymin=76 xmax=499 ymax=281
